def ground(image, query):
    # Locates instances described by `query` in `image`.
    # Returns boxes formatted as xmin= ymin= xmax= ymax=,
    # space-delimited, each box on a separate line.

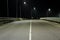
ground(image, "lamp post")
xmin=23 ymin=1 xmax=27 ymax=18
xmin=20 ymin=5 xmax=21 ymax=18
xmin=16 ymin=0 xmax=18 ymax=18
xmin=7 ymin=0 xmax=9 ymax=18
xmin=47 ymin=8 xmax=51 ymax=17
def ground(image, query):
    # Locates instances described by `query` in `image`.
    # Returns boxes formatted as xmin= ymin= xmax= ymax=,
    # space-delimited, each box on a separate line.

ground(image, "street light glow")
xmin=24 ymin=2 xmax=26 ymax=4
xmin=34 ymin=7 xmax=36 ymax=10
xmin=48 ymin=8 xmax=51 ymax=11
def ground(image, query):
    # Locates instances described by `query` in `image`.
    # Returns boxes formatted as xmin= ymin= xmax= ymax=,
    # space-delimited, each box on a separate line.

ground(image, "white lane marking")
xmin=29 ymin=20 xmax=32 ymax=40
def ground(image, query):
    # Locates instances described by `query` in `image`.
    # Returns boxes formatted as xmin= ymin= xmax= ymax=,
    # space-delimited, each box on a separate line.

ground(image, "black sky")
xmin=1 ymin=0 xmax=60 ymax=18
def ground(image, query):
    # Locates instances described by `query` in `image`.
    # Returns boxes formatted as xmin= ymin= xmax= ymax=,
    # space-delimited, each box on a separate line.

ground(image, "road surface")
xmin=0 ymin=20 xmax=60 ymax=40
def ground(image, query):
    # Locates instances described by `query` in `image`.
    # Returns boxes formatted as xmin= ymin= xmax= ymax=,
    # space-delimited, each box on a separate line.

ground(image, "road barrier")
xmin=0 ymin=18 xmax=14 ymax=25
xmin=41 ymin=17 xmax=60 ymax=24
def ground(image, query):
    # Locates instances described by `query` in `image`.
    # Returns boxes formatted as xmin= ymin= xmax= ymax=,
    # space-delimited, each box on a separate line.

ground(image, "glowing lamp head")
xmin=24 ymin=2 xmax=26 ymax=4
xmin=48 ymin=8 xmax=51 ymax=11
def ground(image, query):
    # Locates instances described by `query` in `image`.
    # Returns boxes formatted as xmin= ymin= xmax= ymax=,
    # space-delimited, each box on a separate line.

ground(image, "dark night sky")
xmin=1 ymin=0 xmax=60 ymax=18
xmin=31 ymin=0 xmax=60 ymax=12
xmin=31 ymin=0 xmax=60 ymax=17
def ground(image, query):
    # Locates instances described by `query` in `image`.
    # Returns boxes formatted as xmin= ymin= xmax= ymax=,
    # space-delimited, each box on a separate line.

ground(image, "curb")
xmin=42 ymin=19 xmax=60 ymax=24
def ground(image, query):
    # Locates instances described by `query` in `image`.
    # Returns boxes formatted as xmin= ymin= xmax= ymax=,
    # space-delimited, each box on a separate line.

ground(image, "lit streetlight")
xmin=47 ymin=8 xmax=51 ymax=17
xmin=33 ymin=7 xmax=36 ymax=10
xmin=24 ymin=2 xmax=26 ymax=4
xmin=48 ymin=8 xmax=51 ymax=11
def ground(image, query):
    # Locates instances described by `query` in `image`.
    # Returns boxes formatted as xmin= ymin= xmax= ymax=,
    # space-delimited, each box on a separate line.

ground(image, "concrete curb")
xmin=42 ymin=19 xmax=60 ymax=24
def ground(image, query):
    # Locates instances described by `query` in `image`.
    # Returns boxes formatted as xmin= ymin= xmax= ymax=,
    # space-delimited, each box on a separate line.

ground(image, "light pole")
xmin=16 ymin=0 xmax=18 ymax=18
xmin=31 ymin=7 xmax=36 ymax=19
xmin=20 ymin=5 xmax=21 ymax=18
xmin=7 ymin=0 xmax=9 ymax=18
xmin=19 ymin=1 xmax=27 ymax=18
xmin=47 ymin=8 xmax=51 ymax=17
xmin=23 ymin=1 xmax=27 ymax=18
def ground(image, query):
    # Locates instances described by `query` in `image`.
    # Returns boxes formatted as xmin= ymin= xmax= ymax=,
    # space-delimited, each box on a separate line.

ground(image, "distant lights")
xmin=33 ymin=7 xmax=36 ymax=10
xmin=24 ymin=2 xmax=26 ymax=4
xmin=48 ymin=8 xmax=51 ymax=11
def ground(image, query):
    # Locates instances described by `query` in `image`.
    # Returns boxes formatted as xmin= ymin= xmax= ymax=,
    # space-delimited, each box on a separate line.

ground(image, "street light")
xmin=48 ymin=8 xmax=51 ymax=11
xmin=47 ymin=8 xmax=51 ymax=17
xmin=20 ymin=1 xmax=27 ymax=18
xmin=24 ymin=2 xmax=26 ymax=4
xmin=34 ymin=7 xmax=36 ymax=10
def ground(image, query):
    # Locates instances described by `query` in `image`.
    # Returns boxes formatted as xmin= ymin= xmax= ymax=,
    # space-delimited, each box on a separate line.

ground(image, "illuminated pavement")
xmin=0 ymin=20 xmax=60 ymax=40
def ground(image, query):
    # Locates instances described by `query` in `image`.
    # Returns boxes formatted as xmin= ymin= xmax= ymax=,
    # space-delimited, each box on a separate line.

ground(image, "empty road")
xmin=0 ymin=20 xmax=60 ymax=40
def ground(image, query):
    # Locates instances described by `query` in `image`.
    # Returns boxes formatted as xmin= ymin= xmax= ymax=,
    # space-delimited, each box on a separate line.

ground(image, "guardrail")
xmin=0 ymin=18 xmax=14 ymax=25
xmin=41 ymin=17 xmax=60 ymax=24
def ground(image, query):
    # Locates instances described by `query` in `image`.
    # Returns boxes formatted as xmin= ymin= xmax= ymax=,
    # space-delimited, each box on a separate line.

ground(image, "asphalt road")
xmin=0 ymin=20 xmax=60 ymax=40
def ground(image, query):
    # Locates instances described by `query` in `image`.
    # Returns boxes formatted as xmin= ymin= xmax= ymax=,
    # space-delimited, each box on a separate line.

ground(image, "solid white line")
xmin=29 ymin=20 xmax=32 ymax=40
